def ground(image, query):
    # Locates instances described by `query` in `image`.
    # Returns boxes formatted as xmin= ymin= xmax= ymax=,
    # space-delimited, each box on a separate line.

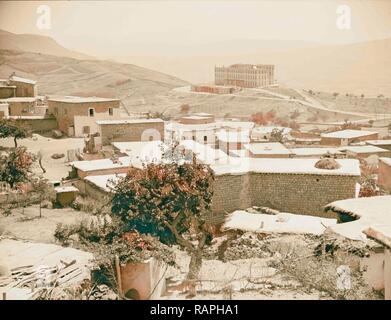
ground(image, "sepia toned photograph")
xmin=0 ymin=0 xmax=390 ymax=305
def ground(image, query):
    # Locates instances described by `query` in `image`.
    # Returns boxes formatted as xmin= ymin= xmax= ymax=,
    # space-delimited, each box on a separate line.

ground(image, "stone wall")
xmin=48 ymin=100 xmax=120 ymax=134
xmin=14 ymin=117 xmax=58 ymax=133
xmin=100 ymin=122 xmax=164 ymax=146
xmin=0 ymin=87 xmax=15 ymax=99
xmin=8 ymin=100 xmax=36 ymax=116
xmin=378 ymin=159 xmax=391 ymax=191
xmin=321 ymin=133 xmax=379 ymax=146
xmin=9 ymin=80 xmax=36 ymax=97
xmin=210 ymin=172 xmax=358 ymax=223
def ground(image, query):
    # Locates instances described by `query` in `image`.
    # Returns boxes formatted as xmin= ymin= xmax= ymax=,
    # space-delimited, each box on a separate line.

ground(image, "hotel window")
xmin=109 ymin=108 xmax=113 ymax=116
xmin=88 ymin=108 xmax=95 ymax=117
xmin=204 ymin=135 xmax=207 ymax=143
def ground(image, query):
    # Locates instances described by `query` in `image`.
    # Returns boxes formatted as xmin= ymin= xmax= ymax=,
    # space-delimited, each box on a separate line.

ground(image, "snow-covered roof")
xmin=85 ymin=174 xmax=126 ymax=192
xmin=54 ymin=186 xmax=79 ymax=193
xmin=71 ymin=156 xmax=133 ymax=172
xmin=9 ymin=75 xmax=37 ymax=85
xmin=193 ymin=112 xmax=213 ymax=117
xmin=245 ymin=142 xmax=292 ymax=155
xmin=165 ymin=120 xmax=254 ymax=132
xmin=338 ymin=145 xmax=389 ymax=154
xmin=290 ymin=147 xmax=342 ymax=156
xmin=48 ymin=96 xmax=119 ymax=103
xmin=223 ymin=210 xmax=336 ymax=236
xmin=321 ymin=129 xmax=378 ymax=139
xmin=181 ymin=115 xmax=211 ymax=120
xmin=96 ymin=118 xmax=163 ymax=125
xmin=291 ymin=138 xmax=321 ymax=143
xmin=251 ymin=126 xmax=291 ymax=136
xmin=380 ymin=157 xmax=391 ymax=166
xmin=325 ymin=196 xmax=391 ymax=242
xmin=111 ymin=141 xmax=165 ymax=163
xmin=365 ymin=224 xmax=391 ymax=249
xmin=179 ymin=140 xmax=229 ymax=165
xmin=366 ymin=140 xmax=391 ymax=146
xmin=0 ymin=97 xmax=36 ymax=102
xmin=216 ymin=131 xmax=250 ymax=143
xmin=8 ymin=115 xmax=46 ymax=120
xmin=166 ymin=122 xmax=220 ymax=132
xmin=219 ymin=121 xmax=255 ymax=130
xmin=211 ymin=158 xmax=360 ymax=176
xmin=229 ymin=149 xmax=248 ymax=158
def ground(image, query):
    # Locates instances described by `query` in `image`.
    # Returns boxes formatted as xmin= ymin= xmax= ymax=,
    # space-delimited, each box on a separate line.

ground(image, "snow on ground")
xmin=0 ymin=206 xmax=90 ymax=244
xmin=0 ymin=135 xmax=84 ymax=181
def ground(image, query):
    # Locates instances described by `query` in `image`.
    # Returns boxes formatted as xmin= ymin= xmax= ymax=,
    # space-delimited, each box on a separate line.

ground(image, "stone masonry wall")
xmin=100 ymin=122 xmax=164 ymax=145
xmin=210 ymin=172 xmax=358 ymax=223
xmin=48 ymin=100 xmax=120 ymax=134
xmin=378 ymin=160 xmax=391 ymax=191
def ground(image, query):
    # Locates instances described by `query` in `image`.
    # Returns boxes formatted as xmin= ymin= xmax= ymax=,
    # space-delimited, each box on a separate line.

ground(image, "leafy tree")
xmin=180 ymin=104 xmax=190 ymax=114
xmin=251 ymin=111 xmax=275 ymax=125
xmin=0 ymin=119 xmax=31 ymax=148
xmin=29 ymin=176 xmax=53 ymax=218
xmin=0 ymin=147 xmax=34 ymax=188
xmin=111 ymin=153 xmax=214 ymax=285
xmin=269 ymin=128 xmax=285 ymax=143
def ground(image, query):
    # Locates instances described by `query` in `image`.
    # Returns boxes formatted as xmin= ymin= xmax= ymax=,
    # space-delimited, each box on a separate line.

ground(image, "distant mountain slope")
xmin=0 ymin=49 xmax=188 ymax=107
xmin=123 ymin=38 xmax=391 ymax=96
xmin=0 ymin=29 xmax=92 ymax=60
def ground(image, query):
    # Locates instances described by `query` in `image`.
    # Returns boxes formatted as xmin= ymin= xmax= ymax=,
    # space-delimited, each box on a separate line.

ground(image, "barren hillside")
xmin=0 ymin=29 xmax=92 ymax=60
xmin=0 ymin=49 xmax=189 ymax=109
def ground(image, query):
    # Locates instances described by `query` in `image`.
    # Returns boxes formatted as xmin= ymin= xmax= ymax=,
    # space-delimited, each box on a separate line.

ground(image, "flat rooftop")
xmin=54 ymin=186 xmax=79 ymax=193
xmin=85 ymin=174 xmax=126 ymax=192
xmin=71 ymin=156 xmax=133 ymax=172
xmin=180 ymin=140 xmax=229 ymax=165
xmin=211 ymin=158 xmax=361 ymax=176
xmin=0 ymin=97 xmax=36 ymax=102
xmin=252 ymin=126 xmax=291 ymax=135
xmin=380 ymin=157 xmax=391 ymax=166
xmin=245 ymin=142 xmax=292 ymax=155
xmin=96 ymin=118 xmax=163 ymax=125
xmin=339 ymin=145 xmax=389 ymax=154
xmin=321 ymin=129 xmax=378 ymax=139
xmin=216 ymin=131 xmax=250 ymax=143
xmin=365 ymin=224 xmax=391 ymax=249
xmin=366 ymin=140 xmax=391 ymax=146
xmin=223 ymin=211 xmax=336 ymax=236
xmin=48 ymin=96 xmax=119 ymax=103
xmin=325 ymin=196 xmax=391 ymax=242
xmin=290 ymin=147 xmax=342 ymax=156
xmin=166 ymin=121 xmax=254 ymax=132
xmin=9 ymin=76 xmax=37 ymax=84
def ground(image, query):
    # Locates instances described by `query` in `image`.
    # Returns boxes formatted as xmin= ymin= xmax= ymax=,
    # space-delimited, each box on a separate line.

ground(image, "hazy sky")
xmin=1 ymin=0 xmax=391 ymax=56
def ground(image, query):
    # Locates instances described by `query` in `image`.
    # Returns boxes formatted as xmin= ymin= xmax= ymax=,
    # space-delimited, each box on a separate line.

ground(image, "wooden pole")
xmin=115 ymin=255 xmax=123 ymax=299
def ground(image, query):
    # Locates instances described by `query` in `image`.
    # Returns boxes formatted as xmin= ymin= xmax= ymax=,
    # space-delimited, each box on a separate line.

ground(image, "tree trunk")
xmin=13 ymin=137 xmax=17 ymax=148
xmin=38 ymin=157 xmax=46 ymax=173
xmin=186 ymin=249 xmax=202 ymax=297
xmin=187 ymin=250 xmax=203 ymax=281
